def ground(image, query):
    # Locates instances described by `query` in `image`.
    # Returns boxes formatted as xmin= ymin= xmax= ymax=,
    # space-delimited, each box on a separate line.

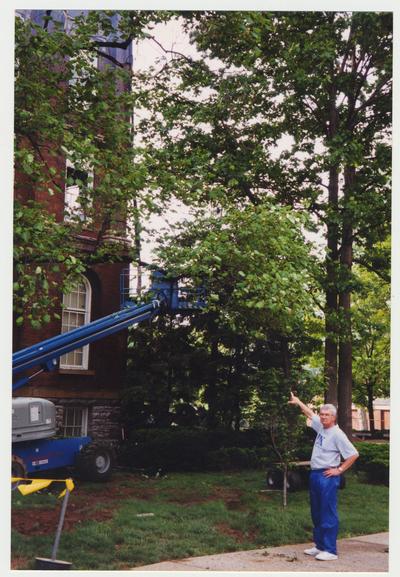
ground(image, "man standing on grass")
xmin=288 ymin=392 xmax=359 ymax=561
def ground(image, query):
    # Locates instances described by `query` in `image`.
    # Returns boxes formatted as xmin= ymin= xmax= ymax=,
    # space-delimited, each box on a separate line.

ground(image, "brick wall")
xmin=14 ymin=11 xmax=132 ymax=446
xmin=89 ymin=401 xmax=122 ymax=442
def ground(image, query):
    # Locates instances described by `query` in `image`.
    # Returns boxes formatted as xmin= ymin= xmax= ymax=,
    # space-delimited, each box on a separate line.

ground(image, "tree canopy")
xmin=133 ymin=10 xmax=391 ymax=433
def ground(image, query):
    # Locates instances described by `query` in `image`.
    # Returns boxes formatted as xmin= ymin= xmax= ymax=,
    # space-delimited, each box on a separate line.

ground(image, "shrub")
xmin=206 ymin=447 xmax=274 ymax=471
xmin=118 ymin=429 xmax=208 ymax=471
xmin=354 ymin=442 xmax=389 ymax=485
xmin=118 ymin=428 xmax=273 ymax=472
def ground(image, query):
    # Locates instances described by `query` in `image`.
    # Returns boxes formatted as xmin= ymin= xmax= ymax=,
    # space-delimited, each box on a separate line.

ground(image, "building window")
xmin=64 ymin=159 xmax=93 ymax=222
xmin=59 ymin=277 xmax=91 ymax=369
xmin=62 ymin=406 xmax=88 ymax=437
xmin=68 ymin=50 xmax=99 ymax=85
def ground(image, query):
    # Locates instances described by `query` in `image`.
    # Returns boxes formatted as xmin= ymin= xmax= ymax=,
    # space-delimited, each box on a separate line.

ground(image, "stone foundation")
xmin=89 ymin=401 xmax=122 ymax=442
xmin=52 ymin=398 xmax=122 ymax=445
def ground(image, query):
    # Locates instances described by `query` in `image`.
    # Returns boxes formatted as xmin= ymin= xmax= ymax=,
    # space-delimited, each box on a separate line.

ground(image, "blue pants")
xmin=309 ymin=470 xmax=340 ymax=554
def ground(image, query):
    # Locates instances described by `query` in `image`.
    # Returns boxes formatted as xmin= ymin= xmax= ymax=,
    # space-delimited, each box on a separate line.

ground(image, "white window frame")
xmin=59 ymin=276 xmax=91 ymax=370
xmin=62 ymin=406 xmax=89 ymax=437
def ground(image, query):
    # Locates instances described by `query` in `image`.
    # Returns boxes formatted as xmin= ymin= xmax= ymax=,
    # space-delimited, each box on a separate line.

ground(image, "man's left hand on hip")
xmin=323 ymin=468 xmax=341 ymax=477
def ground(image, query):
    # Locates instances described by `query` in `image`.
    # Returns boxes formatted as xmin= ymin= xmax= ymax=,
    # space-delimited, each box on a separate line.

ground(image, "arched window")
xmin=59 ymin=276 xmax=91 ymax=370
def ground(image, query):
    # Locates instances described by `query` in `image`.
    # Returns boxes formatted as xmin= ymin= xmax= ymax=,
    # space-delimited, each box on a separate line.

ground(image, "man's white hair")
xmin=320 ymin=403 xmax=337 ymax=417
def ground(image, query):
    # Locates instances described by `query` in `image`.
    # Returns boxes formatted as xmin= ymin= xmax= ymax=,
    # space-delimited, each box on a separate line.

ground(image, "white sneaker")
xmin=303 ymin=547 xmax=321 ymax=556
xmin=315 ymin=551 xmax=338 ymax=561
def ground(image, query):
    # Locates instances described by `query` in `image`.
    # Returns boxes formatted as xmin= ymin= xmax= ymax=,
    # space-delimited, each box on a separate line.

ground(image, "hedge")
xmin=117 ymin=427 xmax=313 ymax=472
xmin=117 ymin=429 xmax=390 ymax=482
xmin=354 ymin=442 xmax=389 ymax=485
xmin=206 ymin=447 xmax=273 ymax=471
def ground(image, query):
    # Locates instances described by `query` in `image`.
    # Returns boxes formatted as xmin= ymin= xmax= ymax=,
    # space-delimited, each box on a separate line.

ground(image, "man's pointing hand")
xmin=288 ymin=391 xmax=299 ymax=405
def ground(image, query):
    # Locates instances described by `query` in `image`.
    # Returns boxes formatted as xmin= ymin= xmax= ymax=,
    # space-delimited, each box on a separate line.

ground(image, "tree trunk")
xmin=283 ymin=463 xmax=288 ymax=508
xmin=337 ymin=166 xmax=355 ymax=437
xmin=325 ymin=166 xmax=339 ymax=405
xmin=325 ymin=82 xmax=340 ymax=405
xmin=281 ymin=336 xmax=291 ymax=379
xmin=281 ymin=337 xmax=290 ymax=508
xmin=232 ymin=342 xmax=245 ymax=431
xmin=206 ymin=330 xmax=220 ymax=429
xmin=338 ymin=293 xmax=352 ymax=436
xmin=367 ymin=382 xmax=375 ymax=433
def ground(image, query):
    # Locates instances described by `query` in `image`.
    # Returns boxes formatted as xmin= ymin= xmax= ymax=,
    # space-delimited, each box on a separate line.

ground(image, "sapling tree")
xmin=250 ymin=370 xmax=317 ymax=507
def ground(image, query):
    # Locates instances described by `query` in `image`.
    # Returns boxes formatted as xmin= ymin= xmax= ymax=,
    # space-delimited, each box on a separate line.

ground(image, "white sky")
xmin=130 ymin=19 xmax=202 ymax=276
xmin=133 ymin=18 xmax=200 ymax=70
xmin=131 ymin=18 xmax=325 ymax=273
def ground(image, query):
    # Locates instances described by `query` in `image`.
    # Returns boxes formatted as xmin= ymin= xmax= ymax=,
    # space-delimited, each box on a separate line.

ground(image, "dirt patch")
xmin=258 ymin=491 xmax=273 ymax=501
xmin=213 ymin=487 xmax=246 ymax=510
xmin=12 ymin=474 xmax=159 ymax=536
xmin=165 ymin=488 xmax=211 ymax=505
xmin=215 ymin=522 xmax=247 ymax=543
xmin=75 ymin=476 xmax=159 ymax=502
xmin=12 ymin=502 xmax=115 ymax=536
xmin=10 ymin=556 xmax=31 ymax=570
xmin=212 ymin=486 xmax=243 ymax=501
xmin=165 ymin=485 xmax=244 ymax=507
xmin=215 ymin=522 xmax=258 ymax=544
xmin=225 ymin=499 xmax=244 ymax=510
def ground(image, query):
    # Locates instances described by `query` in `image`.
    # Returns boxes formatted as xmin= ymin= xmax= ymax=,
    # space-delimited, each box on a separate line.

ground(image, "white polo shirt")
xmin=309 ymin=414 xmax=359 ymax=470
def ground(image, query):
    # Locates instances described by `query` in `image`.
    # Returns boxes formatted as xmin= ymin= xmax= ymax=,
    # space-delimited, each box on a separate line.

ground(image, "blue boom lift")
xmin=12 ymin=270 xmax=205 ymax=483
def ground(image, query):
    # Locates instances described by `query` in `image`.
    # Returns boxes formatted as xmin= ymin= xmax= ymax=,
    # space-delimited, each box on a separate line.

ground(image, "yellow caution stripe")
xmin=11 ymin=477 xmax=75 ymax=498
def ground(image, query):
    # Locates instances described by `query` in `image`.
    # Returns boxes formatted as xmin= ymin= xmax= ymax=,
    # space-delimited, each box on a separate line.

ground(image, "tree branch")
xmin=309 ymin=290 xmax=325 ymax=314
xmin=302 ymin=98 xmax=326 ymax=131
xmin=338 ymin=21 xmax=355 ymax=76
xmin=26 ymin=135 xmax=63 ymax=192
xmin=43 ymin=10 xmax=52 ymax=31
xmin=270 ymin=423 xmax=284 ymax=463
xmin=148 ymin=34 xmax=195 ymax=64
xmin=347 ymin=55 xmax=374 ymax=126
xmin=94 ymin=49 xmax=132 ymax=72
xmin=353 ymin=257 xmax=390 ymax=283
xmin=95 ymin=36 xmax=133 ymax=50
xmin=353 ymin=75 xmax=392 ymax=116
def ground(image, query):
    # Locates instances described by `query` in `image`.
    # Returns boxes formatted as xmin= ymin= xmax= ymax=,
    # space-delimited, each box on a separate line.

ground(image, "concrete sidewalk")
xmin=132 ymin=533 xmax=389 ymax=572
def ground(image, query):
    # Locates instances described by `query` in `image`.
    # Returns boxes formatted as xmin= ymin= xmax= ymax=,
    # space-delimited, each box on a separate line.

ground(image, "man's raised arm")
xmin=288 ymin=391 xmax=315 ymax=420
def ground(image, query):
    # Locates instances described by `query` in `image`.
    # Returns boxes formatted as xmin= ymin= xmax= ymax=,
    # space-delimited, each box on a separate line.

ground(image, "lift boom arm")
xmin=12 ymin=271 xmax=205 ymax=391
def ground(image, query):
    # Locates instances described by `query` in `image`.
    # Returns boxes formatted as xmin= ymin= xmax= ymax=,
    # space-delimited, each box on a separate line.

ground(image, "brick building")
xmin=13 ymin=10 xmax=134 ymax=444
xmin=352 ymin=398 xmax=390 ymax=435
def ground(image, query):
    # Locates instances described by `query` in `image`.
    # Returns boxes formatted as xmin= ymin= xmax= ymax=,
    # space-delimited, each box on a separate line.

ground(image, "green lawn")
xmin=11 ymin=470 xmax=389 ymax=570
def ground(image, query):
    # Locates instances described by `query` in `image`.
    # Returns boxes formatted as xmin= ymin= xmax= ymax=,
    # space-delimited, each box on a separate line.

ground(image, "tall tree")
xmin=137 ymin=11 xmax=392 ymax=435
